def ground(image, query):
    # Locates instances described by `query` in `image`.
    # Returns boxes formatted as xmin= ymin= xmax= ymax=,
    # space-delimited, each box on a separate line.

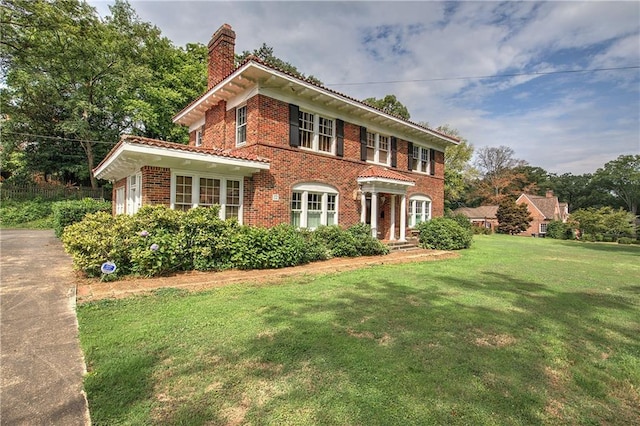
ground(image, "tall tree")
xmin=496 ymin=199 xmax=533 ymax=235
xmin=592 ymin=154 xmax=640 ymax=215
xmin=1 ymin=0 xmax=206 ymax=187
xmin=236 ymin=43 xmax=322 ymax=85
xmin=473 ymin=146 xmax=527 ymax=203
xmin=434 ymin=124 xmax=476 ymax=209
xmin=363 ymin=95 xmax=410 ymax=120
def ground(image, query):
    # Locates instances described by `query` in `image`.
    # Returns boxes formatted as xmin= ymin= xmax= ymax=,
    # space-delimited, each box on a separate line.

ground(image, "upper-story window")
xmin=366 ymin=132 xmax=391 ymax=165
xmin=298 ymin=110 xmax=335 ymax=154
xmin=236 ymin=105 xmax=247 ymax=146
xmin=412 ymin=145 xmax=431 ymax=174
xmin=195 ymin=127 xmax=203 ymax=147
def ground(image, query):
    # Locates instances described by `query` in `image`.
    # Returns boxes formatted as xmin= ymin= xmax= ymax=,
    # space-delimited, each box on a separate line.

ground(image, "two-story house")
xmin=94 ymin=24 xmax=459 ymax=241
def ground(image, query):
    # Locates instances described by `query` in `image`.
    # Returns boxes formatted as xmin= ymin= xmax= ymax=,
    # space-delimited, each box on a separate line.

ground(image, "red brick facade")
xmin=105 ymin=24 xmax=453 ymax=241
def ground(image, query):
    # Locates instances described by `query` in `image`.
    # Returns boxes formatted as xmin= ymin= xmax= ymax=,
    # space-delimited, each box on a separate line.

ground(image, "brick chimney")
xmin=208 ymin=24 xmax=236 ymax=89
xmin=546 ymin=189 xmax=554 ymax=198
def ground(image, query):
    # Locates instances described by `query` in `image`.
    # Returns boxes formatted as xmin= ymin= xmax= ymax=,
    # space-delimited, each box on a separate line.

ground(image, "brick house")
xmin=516 ymin=191 xmax=569 ymax=236
xmin=93 ymin=24 xmax=459 ymax=241
xmin=452 ymin=205 xmax=499 ymax=231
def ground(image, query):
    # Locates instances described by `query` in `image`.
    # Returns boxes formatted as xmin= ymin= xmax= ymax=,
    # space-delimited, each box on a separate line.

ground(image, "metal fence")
xmin=0 ymin=184 xmax=110 ymax=201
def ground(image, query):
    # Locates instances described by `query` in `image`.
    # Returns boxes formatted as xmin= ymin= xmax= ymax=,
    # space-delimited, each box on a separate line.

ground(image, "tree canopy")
xmin=496 ymin=200 xmax=533 ymax=235
xmin=362 ymin=95 xmax=411 ymax=120
xmin=236 ymin=43 xmax=322 ymax=85
xmin=592 ymin=154 xmax=640 ymax=215
xmin=0 ymin=0 xmax=206 ymax=187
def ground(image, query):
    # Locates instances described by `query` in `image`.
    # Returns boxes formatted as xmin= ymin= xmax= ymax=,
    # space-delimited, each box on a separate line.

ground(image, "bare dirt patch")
xmin=76 ymin=249 xmax=457 ymax=303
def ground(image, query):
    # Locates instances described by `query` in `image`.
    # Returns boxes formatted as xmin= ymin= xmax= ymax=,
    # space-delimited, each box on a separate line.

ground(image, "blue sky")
xmin=89 ymin=1 xmax=640 ymax=175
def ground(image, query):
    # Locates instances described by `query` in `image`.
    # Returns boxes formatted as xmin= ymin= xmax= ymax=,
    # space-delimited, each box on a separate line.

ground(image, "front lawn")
xmin=77 ymin=235 xmax=640 ymax=425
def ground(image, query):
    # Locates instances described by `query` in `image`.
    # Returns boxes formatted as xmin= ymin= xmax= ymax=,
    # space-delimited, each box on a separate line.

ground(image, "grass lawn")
xmin=77 ymin=235 xmax=640 ymax=425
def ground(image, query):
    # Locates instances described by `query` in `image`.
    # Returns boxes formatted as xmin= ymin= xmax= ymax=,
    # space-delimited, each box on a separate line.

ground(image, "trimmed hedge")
xmin=416 ymin=217 xmax=473 ymax=250
xmin=61 ymin=205 xmax=388 ymax=279
xmin=52 ymin=198 xmax=112 ymax=237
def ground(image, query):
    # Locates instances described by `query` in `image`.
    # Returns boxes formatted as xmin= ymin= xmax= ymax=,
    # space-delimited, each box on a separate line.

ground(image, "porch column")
xmin=370 ymin=190 xmax=378 ymax=238
xmin=360 ymin=190 xmax=367 ymax=223
xmin=389 ymin=195 xmax=396 ymax=241
xmin=399 ymin=194 xmax=407 ymax=242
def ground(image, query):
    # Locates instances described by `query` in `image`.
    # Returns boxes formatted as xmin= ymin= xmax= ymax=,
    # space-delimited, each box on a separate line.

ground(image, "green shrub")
xmin=52 ymin=198 xmax=111 ymax=237
xmin=0 ymin=199 xmax=53 ymax=228
xmin=182 ymin=206 xmax=237 ymax=271
xmin=617 ymin=237 xmax=634 ymax=245
xmin=62 ymin=204 xmax=389 ymax=279
xmin=346 ymin=223 xmax=389 ymax=256
xmin=472 ymin=225 xmax=493 ymax=235
xmin=416 ymin=217 xmax=473 ymax=250
xmin=446 ymin=213 xmax=473 ymax=232
xmin=546 ymin=220 xmax=574 ymax=240
xmin=232 ymin=224 xmax=309 ymax=269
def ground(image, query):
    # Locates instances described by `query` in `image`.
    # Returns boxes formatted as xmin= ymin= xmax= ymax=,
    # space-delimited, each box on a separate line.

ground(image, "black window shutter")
xmin=430 ymin=149 xmax=437 ymax=175
xmin=407 ymin=142 xmax=413 ymax=170
xmin=360 ymin=126 xmax=367 ymax=161
xmin=391 ymin=137 xmax=397 ymax=168
xmin=289 ymin=104 xmax=300 ymax=147
xmin=336 ymin=119 xmax=344 ymax=157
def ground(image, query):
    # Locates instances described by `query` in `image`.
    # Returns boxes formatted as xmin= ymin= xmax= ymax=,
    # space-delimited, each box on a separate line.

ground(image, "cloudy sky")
xmin=89 ymin=1 xmax=640 ymax=175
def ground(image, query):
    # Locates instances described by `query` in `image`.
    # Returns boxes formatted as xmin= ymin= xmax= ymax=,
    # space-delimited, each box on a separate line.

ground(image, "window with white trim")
xmin=412 ymin=145 xmax=430 ymax=173
xmin=539 ymin=223 xmax=548 ymax=234
xmin=171 ymin=172 xmax=243 ymax=222
xmin=115 ymin=187 xmax=125 ymax=215
xmin=408 ymin=195 xmax=432 ymax=227
xmin=127 ymin=173 xmax=142 ymax=215
xmin=298 ymin=110 xmax=335 ymax=154
xmin=290 ymin=183 xmax=339 ymax=230
xmin=236 ymin=105 xmax=247 ymax=146
xmin=366 ymin=131 xmax=391 ymax=165
xmin=195 ymin=127 xmax=203 ymax=147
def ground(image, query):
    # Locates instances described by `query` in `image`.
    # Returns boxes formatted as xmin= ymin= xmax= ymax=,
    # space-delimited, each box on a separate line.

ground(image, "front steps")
xmin=385 ymin=238 xmax=420 ymax=252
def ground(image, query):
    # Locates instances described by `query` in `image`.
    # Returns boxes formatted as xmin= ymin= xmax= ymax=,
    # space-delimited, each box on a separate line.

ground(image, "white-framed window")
xmin=115 ymin=187 xmax=125 ymax=215
xmin=290 ymin=183 xmax=339 ymax=230
xmin=408 ymin=195 xmax=432 ymax=227
xmin=236 ymin=105 xmax=247 ymax=146
xmin=539 ymin=223 xmax=548 ymax=234
xmin=412 ymin=145 xmax=430 ymax=173
xmin=171 ymin=172 xmax=243 ymax=222
xmin=126 ymin=172 xmax=142 ymax=215
xmin=298 ymin=110 xmax=335 ymax=154
xmin=195 ymin=127 xmax=203 ymax=147
xmin=366 ymin=131 xmax=391 ymax=165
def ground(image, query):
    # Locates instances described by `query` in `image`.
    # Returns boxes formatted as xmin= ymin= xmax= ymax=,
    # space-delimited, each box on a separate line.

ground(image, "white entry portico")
xmin=357 ymin=166 xmax=415 ymax=241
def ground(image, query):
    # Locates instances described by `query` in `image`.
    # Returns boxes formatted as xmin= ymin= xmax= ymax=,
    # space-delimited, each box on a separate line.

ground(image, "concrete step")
xmin=386 ymin=239 xmax=421 ymax=252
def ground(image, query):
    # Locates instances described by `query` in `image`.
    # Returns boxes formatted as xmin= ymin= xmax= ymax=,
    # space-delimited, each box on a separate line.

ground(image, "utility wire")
xmin=326 ymin=65 xmax=640 ymax=87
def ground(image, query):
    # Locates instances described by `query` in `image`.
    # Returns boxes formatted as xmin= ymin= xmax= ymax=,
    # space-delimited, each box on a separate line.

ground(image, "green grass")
xmin=77 ymin=235 xmax=640 ymax=425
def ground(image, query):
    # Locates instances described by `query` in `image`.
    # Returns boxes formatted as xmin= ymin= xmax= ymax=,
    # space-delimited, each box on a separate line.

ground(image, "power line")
xmin=326 ymin=65 xmax=640 ymax=87
xmin=2 ymin=131 xmax=117 ymax=145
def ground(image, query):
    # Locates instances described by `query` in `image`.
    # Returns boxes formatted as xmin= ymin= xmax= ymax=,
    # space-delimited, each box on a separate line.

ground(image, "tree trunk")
xmin=81 ymin=141 xmax=97 ymax=189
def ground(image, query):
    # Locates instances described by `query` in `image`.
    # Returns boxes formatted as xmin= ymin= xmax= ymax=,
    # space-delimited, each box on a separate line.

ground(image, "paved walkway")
xmin=77 ymin=248 xmax=457 ymax=303
xmin=1 ymin=229 xmax=90 ymax=425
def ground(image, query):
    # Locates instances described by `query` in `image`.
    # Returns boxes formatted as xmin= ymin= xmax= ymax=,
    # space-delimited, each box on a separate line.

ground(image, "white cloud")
xmin=89 ymin=0 xmax=640 ymax=175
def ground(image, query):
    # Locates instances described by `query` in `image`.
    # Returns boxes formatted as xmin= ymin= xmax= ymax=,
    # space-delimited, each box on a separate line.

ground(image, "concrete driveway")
xmin=1 ymin=229 xmax=90 ymax=425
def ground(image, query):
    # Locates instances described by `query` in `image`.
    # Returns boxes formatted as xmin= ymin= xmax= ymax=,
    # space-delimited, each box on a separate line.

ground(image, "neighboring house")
xmin=94 ymin=24 xmax=458 ymax=241
xmin=516 ymin=190 xmax=569 ymax=236
xmin=452 ymin=205 xmax=499 ymax=231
